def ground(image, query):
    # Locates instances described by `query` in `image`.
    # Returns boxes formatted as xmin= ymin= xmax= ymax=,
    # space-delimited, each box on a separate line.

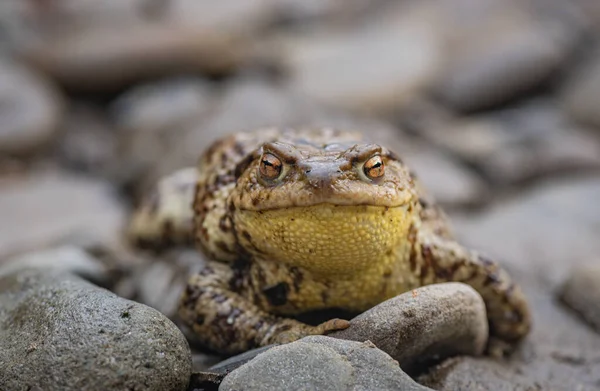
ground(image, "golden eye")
xmin=363 ymin=155 xmax=384 ymax=179
xmin=259 ymin=153 xmax=283 ymax=180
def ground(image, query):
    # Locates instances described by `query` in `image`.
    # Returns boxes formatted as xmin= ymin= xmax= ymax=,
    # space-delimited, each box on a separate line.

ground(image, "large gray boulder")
xmin=0 ymin=268 xmax=191 ymax=391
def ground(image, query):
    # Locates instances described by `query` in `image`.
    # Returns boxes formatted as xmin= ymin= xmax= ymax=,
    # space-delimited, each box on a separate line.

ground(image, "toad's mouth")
xmin=234 ymin=203 xmax=413 ymax=275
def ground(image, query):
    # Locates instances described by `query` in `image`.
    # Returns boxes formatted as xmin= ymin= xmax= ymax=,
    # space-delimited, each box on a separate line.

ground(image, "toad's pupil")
xmin=364 ymin=156 xmax=384 ymax=178
xmin=260 ymin=154 xmax=282 ymax=179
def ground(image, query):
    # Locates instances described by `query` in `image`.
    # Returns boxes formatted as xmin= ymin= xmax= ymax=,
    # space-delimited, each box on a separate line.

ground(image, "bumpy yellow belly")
xmin=235 ymin=204 xmax=413 ymax=277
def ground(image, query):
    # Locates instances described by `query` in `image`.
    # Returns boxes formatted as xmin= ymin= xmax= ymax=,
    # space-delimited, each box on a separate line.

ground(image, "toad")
xmin=128 ymin=128 xmax=531 ymax=354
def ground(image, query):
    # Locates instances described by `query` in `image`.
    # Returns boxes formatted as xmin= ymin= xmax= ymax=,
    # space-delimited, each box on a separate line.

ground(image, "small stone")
xmin=330 ymin=282 xmax=488 ymax=373
xmin=219 ymin=336 xmax=433 ymax=391
xmin=0 ymin=58 xmax=63 ymax=156
xmin=0 ymin=171 xmax=126 ymax=261
xmin=560 ymin=264 xmax=600 ymax=332
xmin=0 ymin=268 xmax=191 ymax=391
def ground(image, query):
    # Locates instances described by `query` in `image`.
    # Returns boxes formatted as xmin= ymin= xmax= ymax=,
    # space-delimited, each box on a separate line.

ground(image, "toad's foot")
xmin=417 ymin=232 xmax=531 ymax=353
xmin=178 ymin=261 xmax=348 ymax=355
xmin=266 ymin=318 xmax=350 ymax=345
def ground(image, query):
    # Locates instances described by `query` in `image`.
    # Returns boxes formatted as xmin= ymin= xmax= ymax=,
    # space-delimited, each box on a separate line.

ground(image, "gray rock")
xmin=450 ymin=176 xmax=600 ymax=286
xmin=17 ymin=2 xmax=261 ymax=91
xmin=0 ymin=58 xmax=63 ymax=156
xmin=0 ymin=246 xmax=108 ymax=284
xmin=0 ymin=268 xmax=191 ymax=391
xmin=132 ymin=250 xmax=205 ymax=319
xmin=134 ymin=78 xmax=484 ymax=206
xmin=562 ymin=49 xmax=600 ymax=129
xmin=560 ymin=264 xmax=600 ymax=332
xmin=219 ymin=336 xmax=432 ymax=391
xmin=433 ymin=176 xmax=600 ymax=391
xmin=418 ymin=279 xmax=600 ymax=391
xmin=279 ymin=3 xmax=443 ymax=115
xmin=400 ymin=142 xmax=487 ymax=207
xmin=433 ymin=0 xmax=583 ymax=111
xmin=0 ymin=171 xmax=126 ymax=261
xmin=55 ymin=105 xmax=119 ymax=179
xmin=411 ymin=99 xmax=600 ymax=187
xmin=330 ymin=283 xmax=488 ymax=373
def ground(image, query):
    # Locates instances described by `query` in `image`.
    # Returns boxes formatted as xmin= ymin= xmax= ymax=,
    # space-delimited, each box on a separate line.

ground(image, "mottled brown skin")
xmin=129 ymin=128 xmax=531 ymax=355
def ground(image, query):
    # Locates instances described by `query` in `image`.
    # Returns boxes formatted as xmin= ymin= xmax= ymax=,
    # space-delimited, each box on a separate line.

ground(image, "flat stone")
xmin=132 ymin=79 xmax=484 ymax=206
xmin=0 ymin=246 xmax=108 ymax=285
xmin=330 ymin=283 xmax=488 ymax=373
xmin=131 ymin=250 xmax=205 ymax=319
xmin=0 ymin=268 xmax=191 ymax=391
xmin=279 ymin=3 xmax=443 ymax=115
xmin=55 ymin=105 xmax=119 ymax=179
xmin=0 ymin=58 xmax=63 ymax=156
xmin=0 ymin=171 xmax=126 ymax=261
xmin=399 ymin=142 xmax=487 ymax=207
xmin=411 ymin=99 xmax=600 ymax=186
xmin=433 ymin=0 xmax=583 ymax=111
xmin=220 ymin=336 xmax=432 ymax=391
xmin=449 ymin=176 xmax=600 ymax=286
xmin=13 ymin=0 xmax=269 ymax=91
xmin=562 ymin=49 xmax=600 ymax=129
xmin=560 ymin=264 xmax=600 ymax=332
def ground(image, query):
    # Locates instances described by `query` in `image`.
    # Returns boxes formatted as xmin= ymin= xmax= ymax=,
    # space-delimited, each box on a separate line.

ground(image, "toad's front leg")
xmin=178 ymin=261 xmax=349 ymax=354
xmin=417 ymin=233 xmax=531 ymax=353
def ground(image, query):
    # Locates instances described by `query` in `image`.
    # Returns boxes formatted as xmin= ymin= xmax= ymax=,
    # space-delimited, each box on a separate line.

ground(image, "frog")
xmin=128 ymin=127 xmax=531 ymax=355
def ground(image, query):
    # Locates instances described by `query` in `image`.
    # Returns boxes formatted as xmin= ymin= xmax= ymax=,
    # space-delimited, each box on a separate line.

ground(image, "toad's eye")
xmin=259 ymin=153 xmax=283 ymax=180
xmin=363 ymin=155 xmax=384 ymax=179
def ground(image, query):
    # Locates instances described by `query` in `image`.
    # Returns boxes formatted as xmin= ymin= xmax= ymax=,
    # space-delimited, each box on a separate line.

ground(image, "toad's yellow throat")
xmin=234 ymin=204 xmax=413 ymax=276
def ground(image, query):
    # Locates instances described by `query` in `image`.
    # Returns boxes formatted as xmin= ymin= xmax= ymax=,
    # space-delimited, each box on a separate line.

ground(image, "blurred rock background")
xmin=1 ymin=1 xmax=600 ymax=390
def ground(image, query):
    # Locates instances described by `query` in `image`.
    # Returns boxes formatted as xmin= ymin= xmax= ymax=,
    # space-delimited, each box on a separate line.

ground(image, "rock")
xmin=55 ymin=104 xmax=119 ymax=178
xmin=111 ymin=78 xmax=213 ymax=189
xmin=112 ymin=78 xmax=214 ymax=134
xmin=560 ymin=264 xmax=600 ymax=332
xmin=0 ymin=268 xmax=191 ymax=391
xmin=418 ymin=278 xmax=600 ymax=391
xmin=0 ymin=58 xmax=63 ymax=156
xmin=429 ymin=177 xmax=600 ymax=390
xmin=433 ymin=0 xmax=583 ymax=111
xmin=129 ymin=78 xmax=484 ymax=207
xmin=562 ymin=49 xmax=600 ymax=129
xmin=0 ymin=246 xmax=109 ymax=285
xmin=131 ymin=250 xmax=205 ymax=319
xmin=278 ymin=3 xmax=443 ymax=115
xmin=399 ymin=142 xmax=487 ymax=207
xmin=220 ymin=336 xmax=432 ymax=391
xmin=449 ymin=176 xmax=600 ymax=286
xmin=0 ymin=171 xmax=126 ymax=261
xmin=12 ymin=0 xmax=273 ymax=91
xmin=330 ymin=283 xmax=488 ymax=373
xmin=410 ymin=99 xmax=600 ymax=186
